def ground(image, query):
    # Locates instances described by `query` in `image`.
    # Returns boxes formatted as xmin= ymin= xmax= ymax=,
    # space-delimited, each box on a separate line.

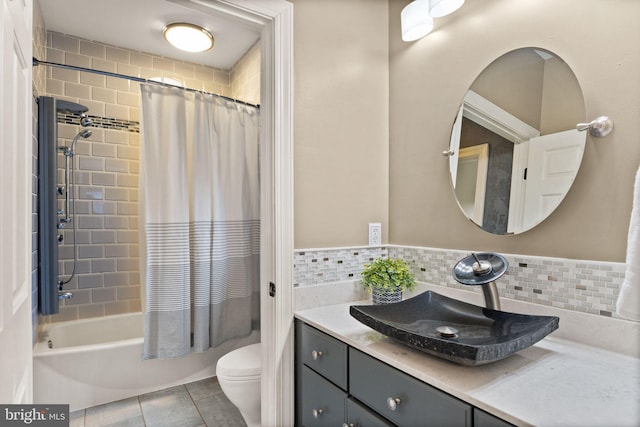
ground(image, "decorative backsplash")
xmin=294 ymin=246 xmax=388 ymax=286
xmin=294 ymin=245 xmax=626 ymax=317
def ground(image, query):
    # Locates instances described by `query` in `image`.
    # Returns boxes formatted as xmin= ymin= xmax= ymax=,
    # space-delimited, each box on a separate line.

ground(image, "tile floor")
xmin=69 ymin=377 xmax=247 ymax=427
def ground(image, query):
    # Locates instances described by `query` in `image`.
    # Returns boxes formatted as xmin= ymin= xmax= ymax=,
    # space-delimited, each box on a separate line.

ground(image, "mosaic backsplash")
xmin=294 ymin=247 xmax=388 ymax=286
xmin=294 ymin=245 xmax=627 ymax=317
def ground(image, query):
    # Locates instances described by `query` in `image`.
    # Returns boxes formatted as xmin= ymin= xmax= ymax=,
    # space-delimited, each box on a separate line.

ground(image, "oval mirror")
xmin=448 ymin=47 xmax=586 ymax=235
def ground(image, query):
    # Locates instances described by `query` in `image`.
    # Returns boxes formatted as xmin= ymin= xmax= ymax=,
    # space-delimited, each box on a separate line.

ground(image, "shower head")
xmin=69 ymin=129 xmax=92 ymax=155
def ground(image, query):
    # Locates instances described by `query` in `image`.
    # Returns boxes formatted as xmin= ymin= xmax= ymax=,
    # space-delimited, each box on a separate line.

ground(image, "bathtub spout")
xmin=59 ymin=292 xmax=73 ymax=300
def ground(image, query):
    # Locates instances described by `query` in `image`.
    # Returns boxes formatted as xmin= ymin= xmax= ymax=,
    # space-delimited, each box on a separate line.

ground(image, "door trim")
xmin=177 ymin=1 xmax=294 ymax=425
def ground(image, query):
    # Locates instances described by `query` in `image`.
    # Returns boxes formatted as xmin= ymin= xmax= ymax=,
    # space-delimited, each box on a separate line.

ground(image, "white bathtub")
xmin=33 ymin=313 xmax=259 ymax=411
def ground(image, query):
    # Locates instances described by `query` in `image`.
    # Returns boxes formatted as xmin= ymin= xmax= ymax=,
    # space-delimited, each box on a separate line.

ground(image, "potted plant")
xmin=360 ymin=257 xmax=416 ymax=304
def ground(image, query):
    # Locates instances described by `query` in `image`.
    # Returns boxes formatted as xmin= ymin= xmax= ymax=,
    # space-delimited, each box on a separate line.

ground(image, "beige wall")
xmin=293 ymin=0 xmax=390 ymax=248
xmin=389 ymin=0 xmax=640 ymax=262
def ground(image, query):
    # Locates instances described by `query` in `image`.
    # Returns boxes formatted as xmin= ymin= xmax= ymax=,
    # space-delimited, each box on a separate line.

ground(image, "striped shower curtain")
xmin=139 ymin=84 xmax=260 ymax=360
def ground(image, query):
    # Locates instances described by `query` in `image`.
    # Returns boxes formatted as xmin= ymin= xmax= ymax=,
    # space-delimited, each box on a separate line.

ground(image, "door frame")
xmin=456 ymin=144 xmax=489 ymax=226
xmin=177 ymin=1 xmax=294 ymax=425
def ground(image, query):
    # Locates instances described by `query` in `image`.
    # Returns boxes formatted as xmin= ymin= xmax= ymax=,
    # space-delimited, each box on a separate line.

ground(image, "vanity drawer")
xmin=346 ymin=397 xmax=394 ymax=427
xmin=300 ymin=323 xmax=348 ymax=390
xmin=301 ymin=366 xmax=346 ymax=427
xmin=349 ymin=348 xmax=472 ymax=427
xmin=474 ymin=409 xmax=515 ymax=427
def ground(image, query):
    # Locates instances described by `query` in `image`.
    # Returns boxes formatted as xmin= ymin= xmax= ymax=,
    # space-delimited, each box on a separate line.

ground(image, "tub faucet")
xmin=59 ymin=292 xmax=73 ymax=300
xmin=451 ymin=252 xmax=508 ymax=310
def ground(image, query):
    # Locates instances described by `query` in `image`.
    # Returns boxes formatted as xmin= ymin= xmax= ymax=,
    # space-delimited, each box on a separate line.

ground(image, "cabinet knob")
xmin=311 ymin=350 xmax=323 ymax=360
xmin=312 ymin=408 xmax=324 ymax=418
xmin=387 ymin=397 xmax=401 ymax=411
xmin=342 ymin=424 xmax=355 ymax=427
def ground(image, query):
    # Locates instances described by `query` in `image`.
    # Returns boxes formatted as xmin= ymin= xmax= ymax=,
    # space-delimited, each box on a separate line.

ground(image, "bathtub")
xmin=33 ymin=313 xmax=259 ymax=411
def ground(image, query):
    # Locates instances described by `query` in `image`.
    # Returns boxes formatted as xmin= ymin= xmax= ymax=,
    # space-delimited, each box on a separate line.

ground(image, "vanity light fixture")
xmin=163 ymin=23 xmax=214 ymax=53
xmin=429 ymin=0 xmax=465 ymax=18
xmin=401 ymin=0 xmax=465 ymax=42
xmin=401 ymin=0 xmax=433 ymax=42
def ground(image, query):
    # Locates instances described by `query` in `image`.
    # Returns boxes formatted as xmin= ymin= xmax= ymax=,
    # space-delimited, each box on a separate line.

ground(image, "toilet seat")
xmin=217 ymin=343 xmax=261 ymax=380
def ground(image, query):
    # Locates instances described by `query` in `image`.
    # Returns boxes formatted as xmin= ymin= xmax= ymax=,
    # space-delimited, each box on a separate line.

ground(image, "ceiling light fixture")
xmin=428 ymin=0 xmax=465 ymax=18
xmin=401 ymin=0 xmax=433 ymax=42
xmin=163 ymin=23 xmax=214 ymax=53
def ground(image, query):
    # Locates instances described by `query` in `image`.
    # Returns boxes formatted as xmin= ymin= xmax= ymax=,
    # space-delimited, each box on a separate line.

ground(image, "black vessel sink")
xmin=350 ymin=291 xmax=559 ymax=366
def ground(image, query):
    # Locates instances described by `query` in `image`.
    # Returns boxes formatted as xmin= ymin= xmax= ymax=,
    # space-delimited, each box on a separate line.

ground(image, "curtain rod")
xmin=32 ymin=57 xmax=260 ymax=109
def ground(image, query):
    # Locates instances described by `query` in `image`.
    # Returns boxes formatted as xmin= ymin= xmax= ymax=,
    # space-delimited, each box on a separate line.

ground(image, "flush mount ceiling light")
xmin=429 ymin=0 xmax=465 ymax=18
xmin=163 ymin=23 xmax=214 ymax=53
xmin=401 ymin=0 xmax=433 ymax=42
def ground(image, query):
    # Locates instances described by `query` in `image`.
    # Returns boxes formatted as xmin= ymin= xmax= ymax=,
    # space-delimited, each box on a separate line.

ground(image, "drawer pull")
xmin=312 ymin=408 xmax=324 ymax=418
xmin=387 ymin=397 xmax=401 ymax=411
xmin=311 ymin=350 xmax=323 ymax=360
xmin=342 ymin=424 xmax=355 ymax=427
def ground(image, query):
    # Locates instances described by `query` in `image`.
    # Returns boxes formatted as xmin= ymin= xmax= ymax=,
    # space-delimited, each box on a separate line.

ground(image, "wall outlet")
xmin=368 ymin=223 xmax=382 ymax=246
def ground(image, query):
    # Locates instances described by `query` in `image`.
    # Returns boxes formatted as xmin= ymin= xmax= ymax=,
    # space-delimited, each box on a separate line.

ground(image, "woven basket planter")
xmin=372 ymin=287 xmax=402 ymax=305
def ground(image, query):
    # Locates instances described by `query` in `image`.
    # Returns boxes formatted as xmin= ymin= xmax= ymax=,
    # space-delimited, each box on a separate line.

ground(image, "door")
xmin=448 ymin=104 xmax=464 ymax=186
xmin=455 ymin=144 xmax=489 ymax=226
xmin=0 ymin=0 xmax=33 ymax=404
xmin=522 ymin=129 xmax=585 ymax=231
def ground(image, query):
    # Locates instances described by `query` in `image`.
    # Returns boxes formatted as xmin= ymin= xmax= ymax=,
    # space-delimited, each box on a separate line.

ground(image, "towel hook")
xmin=576 ymin=116 xmax=614 ymax=138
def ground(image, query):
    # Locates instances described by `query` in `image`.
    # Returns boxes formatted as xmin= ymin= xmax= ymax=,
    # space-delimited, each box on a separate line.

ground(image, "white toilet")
xmin=216 ymin=343 xmax=261 ymax=427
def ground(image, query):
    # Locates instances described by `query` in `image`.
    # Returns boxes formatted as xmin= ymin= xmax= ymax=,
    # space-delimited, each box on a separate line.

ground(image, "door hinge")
xmin=269 ymin=282 xmax=276 ymax=297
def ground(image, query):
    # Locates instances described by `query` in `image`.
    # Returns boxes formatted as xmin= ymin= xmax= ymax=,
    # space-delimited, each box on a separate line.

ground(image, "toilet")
xmin=216 ymin=343 xmax=261 ymax=427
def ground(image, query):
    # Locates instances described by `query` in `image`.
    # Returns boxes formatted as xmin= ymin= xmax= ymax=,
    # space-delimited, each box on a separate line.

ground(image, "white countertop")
xmin=295 ymin=292 xmax=640 ymax=427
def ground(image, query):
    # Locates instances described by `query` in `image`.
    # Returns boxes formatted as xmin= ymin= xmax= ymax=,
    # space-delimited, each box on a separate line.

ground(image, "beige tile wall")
xmin=43 ymin=31 xmax=259 ymax=322
xmin=230 ymin=40 xmax=260 ymax=105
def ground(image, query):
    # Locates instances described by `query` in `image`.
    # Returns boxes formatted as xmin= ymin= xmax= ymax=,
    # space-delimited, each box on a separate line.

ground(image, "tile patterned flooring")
xmin=69 ymin=377 xmax=247 ymax=427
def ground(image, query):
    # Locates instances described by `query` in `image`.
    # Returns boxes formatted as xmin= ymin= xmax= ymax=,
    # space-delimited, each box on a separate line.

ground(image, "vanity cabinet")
xmin=474 ymin=409 xmax=515 ymax=427
xmin=296 ymin=320 xmax=515 ymax=427
xmin=350 ymin=348 xmax=472 ymax=426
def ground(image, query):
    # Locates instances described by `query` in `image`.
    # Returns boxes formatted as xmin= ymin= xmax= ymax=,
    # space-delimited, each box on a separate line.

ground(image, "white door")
xmin=522 ymin=129 xmax=586 ymax=231
xmin=455 ymin=144 xmax=489 ymax=226
xmin=448 ymin=105 xmax=464 ymax=187
xmin=0 ymin=0 xmax=33 ymax=404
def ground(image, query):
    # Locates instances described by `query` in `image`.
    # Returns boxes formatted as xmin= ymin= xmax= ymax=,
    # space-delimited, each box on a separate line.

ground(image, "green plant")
xmin=360 ymin=257 xmax=416 ymax=293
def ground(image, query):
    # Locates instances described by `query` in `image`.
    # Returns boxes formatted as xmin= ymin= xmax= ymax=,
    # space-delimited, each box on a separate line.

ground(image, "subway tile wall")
xmin=294 ymin=245 xmax=627 ymax=318
xmin=38 ymin=31 xmax=260 ymax=322
xmin=230 ymin=41 xmax=261 ymax=105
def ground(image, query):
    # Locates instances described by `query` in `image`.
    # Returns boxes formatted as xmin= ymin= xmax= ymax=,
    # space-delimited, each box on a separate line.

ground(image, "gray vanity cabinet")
xmin=299 ymin=321 xmax=348 ymax=389
xmin=474 ymin=409 xmax=515 ymax=427
xmin=295 ymin=320 xmax=513 ymax=427
xmin=350 ymin=348 xmax=472 ymax=426
xmin=301 ymin=366 xmax=347 ymax=426
xmin=346 ymin=397 xmax=394 ymax=427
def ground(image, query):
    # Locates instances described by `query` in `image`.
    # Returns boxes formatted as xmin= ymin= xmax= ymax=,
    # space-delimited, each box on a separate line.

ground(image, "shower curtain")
xmin=139 ymin=84 xmax=260 ymax=360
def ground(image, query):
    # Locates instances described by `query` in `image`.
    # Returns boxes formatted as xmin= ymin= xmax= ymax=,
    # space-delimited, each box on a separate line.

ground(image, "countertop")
xmin=295 ymin=293 xmax=640 ymax=427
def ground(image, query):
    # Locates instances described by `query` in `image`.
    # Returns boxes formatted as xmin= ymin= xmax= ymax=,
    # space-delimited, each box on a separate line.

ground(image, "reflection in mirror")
xmin=448 ymin=47 xmax=586 ymax=235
